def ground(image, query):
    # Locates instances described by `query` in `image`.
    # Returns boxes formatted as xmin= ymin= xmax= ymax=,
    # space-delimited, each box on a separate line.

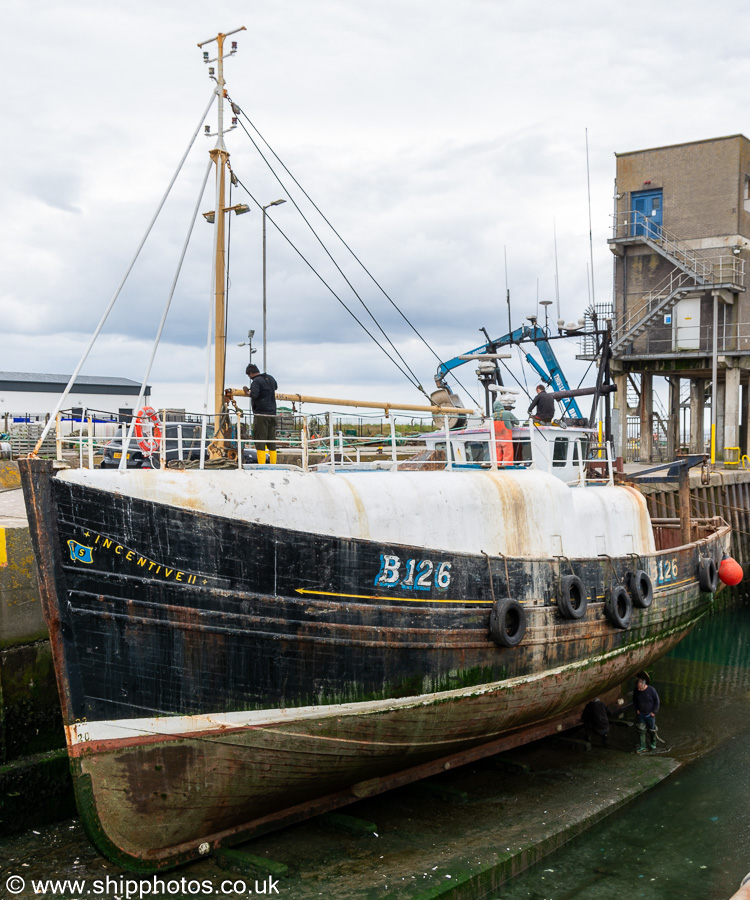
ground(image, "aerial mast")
xmin=197 ymin=26 xmax=245 ymax=434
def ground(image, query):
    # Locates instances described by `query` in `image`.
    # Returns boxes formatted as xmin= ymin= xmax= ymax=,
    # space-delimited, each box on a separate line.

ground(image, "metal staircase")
xmin=611 ymin=271 xmax=703 ymax=352
xmin=609 ymin=213 xmax=743 ymax=353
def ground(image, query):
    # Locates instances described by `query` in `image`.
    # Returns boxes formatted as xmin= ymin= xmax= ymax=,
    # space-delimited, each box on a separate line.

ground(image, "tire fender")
xmin=626 ymin=569 xmax=653 ymax=609
xmin=698 ymin=556 xmax=719 ymax=593
xmin=489 ymin=598 xmax=527 ymax=648
xmin=557 ymin=574 xmax=588 ymax=620
xmin=605 ymin=585 xmax=632 ymax=629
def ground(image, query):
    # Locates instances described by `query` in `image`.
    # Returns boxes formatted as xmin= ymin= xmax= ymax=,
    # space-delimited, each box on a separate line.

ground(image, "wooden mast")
xmin=211 ymin=31 xmax=229 ymax=434
xmin=197 ymin=26 xmax=245 ymax=450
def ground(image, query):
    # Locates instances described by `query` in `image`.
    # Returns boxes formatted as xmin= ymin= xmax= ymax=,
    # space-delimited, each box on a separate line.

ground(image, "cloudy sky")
xmin=3 ymin=0 xmax=750 ymax=418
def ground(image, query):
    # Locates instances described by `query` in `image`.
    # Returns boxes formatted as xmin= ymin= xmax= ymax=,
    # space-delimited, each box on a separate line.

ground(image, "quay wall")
xmin=0 ymin=461 xmax=73 ymax=834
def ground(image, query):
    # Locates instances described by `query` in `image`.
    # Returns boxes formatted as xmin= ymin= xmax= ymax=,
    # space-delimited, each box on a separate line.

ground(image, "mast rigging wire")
xmin=230 ymin=101 xmax=444 ymax=369
xmin=228 ymin=112 xmax=426 ymax=396
xmin=227 ymin=105 xmax=479 ymax=405
xmin=119 ymin=159 xmax=214 ymax=468
xmin=231 ymin=172 xmax=426 ymax=393
xmin=31 ymin=90 xmax=219 ymax=454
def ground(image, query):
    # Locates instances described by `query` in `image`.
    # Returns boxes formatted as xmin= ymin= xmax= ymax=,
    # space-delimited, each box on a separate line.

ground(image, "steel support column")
xmin=667 ymin=377 xmax=680 ymax=459
xmin=639 ymin=373 xmax=653 ymax=463
xmin=689 ymin=379 xmax=705 ymax=454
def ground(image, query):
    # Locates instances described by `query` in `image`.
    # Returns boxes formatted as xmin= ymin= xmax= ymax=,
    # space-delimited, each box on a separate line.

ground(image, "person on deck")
xmin=633 ymin=675 xmax=660 ymax=752
xmin=527 ymin=384 xmax=555 ymax=422
xmin=243 ymin=364 xmax=278 ymax=465
xmin=493 ymin=395 xmax=518 ymax=464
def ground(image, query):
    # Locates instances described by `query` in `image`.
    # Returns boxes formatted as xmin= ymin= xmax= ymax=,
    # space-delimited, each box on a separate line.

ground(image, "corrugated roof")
xmin=0 ymin=372 xmax=142 ymax=388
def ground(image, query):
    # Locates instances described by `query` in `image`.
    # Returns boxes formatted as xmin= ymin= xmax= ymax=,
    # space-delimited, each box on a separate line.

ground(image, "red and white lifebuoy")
xmin=134 ymin=406 xmax=162 ymax=454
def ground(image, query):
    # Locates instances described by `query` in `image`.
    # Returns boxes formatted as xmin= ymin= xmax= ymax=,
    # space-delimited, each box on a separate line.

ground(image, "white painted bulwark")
xmin=61 ymin=467 xmax=655 ymax=559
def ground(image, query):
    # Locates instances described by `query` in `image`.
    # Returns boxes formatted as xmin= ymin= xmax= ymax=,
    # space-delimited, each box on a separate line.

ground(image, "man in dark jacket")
xmin=243 ymin=364 xmax=278 ymax=464
xmin=527 ymin=384 xmax=555 ymax=422
xmin=582 ymin=698 xmax=610 ymax=747
xmin=633 ymin=675 xmax=660 ymax=751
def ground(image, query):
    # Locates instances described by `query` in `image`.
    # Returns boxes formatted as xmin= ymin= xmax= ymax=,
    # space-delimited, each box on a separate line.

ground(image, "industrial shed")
xmin=0 ymin=373 xmax=151 ymax=423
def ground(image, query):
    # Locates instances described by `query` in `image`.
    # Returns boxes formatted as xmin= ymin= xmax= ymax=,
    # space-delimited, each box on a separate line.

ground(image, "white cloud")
xmin=2 ymin=0 xmax=749 ymax=414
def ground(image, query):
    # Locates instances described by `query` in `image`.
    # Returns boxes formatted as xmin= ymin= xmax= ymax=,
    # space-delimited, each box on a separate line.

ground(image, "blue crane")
xmin=435 ymin=324 xmax=584 ymax=420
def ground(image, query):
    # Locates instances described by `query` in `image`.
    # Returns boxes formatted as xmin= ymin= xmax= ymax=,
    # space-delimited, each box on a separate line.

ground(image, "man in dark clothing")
xmin=633 ymin=675 xmax=660 ymax=751
xmin=243 ymin=364 xmax=278 ymax=464
xmin=582 ymin=698 xmax=609 ymax=747
xmin=527 ymin=384 xmax=555 ymax=422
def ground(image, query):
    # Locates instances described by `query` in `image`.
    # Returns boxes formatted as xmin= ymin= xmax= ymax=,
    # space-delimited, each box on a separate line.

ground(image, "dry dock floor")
xmin=217 ymin=728 xmax=676 ymax=899
xmin=1 ymin=724 xmax=679 ymax=900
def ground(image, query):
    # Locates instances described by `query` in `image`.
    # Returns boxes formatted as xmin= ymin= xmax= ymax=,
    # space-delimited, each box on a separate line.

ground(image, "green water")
xmin=494 ymin=602 xmax=750 ymax=899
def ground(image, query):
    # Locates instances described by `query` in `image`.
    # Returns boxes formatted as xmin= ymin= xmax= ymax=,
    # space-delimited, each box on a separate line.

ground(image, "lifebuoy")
xmin=134 ymin=406 xmax=162 ymax=454
xmin=626 ymin=569 xmax=653 ymax=609
xmin=558 ymin=574 xmax=588 ymax=620
xmin=489 ymin=598 xmax=527 ymax=648
xmin=698 ymin=556 xmax=719 ymax=593
xmin=605 ymin=585 xmax=632 ymax=629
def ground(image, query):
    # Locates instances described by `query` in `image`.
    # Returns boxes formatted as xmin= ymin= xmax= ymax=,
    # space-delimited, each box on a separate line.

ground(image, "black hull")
xmin=46 ymin=475 xmax=714 ymax=720
xmin=18 ymin=459 xmax=731 ymax=870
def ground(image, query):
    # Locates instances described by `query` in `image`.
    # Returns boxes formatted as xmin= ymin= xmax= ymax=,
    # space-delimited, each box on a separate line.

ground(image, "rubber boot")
xmin=257 ymin=450 xmax=266 ymax=465
xmin=637 ymin=724 xmax=647 ymax=753
xmin=648 ymin=729 xmax=657 ymax=750
xmin=269 ymin=450 xmax=277 ymax=465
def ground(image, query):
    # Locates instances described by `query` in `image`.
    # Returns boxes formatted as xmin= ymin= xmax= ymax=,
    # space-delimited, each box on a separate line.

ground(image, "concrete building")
xmin=609 ymin=134 xmax=750 ymax=463
xmin=0 ymin=373 xmax=151 ymax=425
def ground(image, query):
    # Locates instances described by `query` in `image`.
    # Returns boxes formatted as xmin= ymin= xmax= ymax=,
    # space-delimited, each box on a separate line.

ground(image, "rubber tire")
xmin=558 ymin=574 xmax=588 ymax=620
xmin=626 ymin=569 xmax=653 ymax=609
xmin=489 ymin=598 xmax=527 ymax=648
xmin=698 ymin=556 xmax=719 ymax=593
xmin=605 ymin=585 xmax=632 ymax=630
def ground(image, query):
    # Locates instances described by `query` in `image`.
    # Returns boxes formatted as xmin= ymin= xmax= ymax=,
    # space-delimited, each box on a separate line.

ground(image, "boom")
xmin=436 ymin=324 xmax=583 ymax=419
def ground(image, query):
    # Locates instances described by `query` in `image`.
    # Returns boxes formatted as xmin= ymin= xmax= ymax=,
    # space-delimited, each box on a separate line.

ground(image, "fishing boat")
xmin=20 ymin=29 xmax=734 ymax=872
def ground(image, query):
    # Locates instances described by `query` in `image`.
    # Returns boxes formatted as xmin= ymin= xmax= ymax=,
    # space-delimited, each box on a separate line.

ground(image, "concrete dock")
xmin=0 ymin=468 xmax=74 ymax=835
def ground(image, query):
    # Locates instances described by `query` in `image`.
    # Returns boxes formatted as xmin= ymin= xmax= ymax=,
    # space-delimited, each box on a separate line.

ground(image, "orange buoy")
xmin=719 ymin=556 xmax=743 ymax=586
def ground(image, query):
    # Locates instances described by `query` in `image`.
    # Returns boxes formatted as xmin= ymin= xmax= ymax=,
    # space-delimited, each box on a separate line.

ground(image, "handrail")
xmin=269 ymin=391 xmax=477 ymax=416
xmin=613 ymin=256 xmax=745 ymax=348
xmin=612 ymin=212 xmax=718 ymax=283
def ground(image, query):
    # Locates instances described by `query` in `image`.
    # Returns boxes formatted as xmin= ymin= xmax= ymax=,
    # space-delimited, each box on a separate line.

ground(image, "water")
xmin=494 ymin=602 xmax=750 ymax=899
xmin=2 ymin=603 xmax=750 ymax=899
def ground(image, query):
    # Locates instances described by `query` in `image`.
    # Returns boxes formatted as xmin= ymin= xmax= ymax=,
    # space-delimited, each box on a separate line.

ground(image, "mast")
xmin=197 ymin=27 xmax=245 ymax=432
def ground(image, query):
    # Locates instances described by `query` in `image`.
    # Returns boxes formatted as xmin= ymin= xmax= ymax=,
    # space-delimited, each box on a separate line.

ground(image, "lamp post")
xmin=262 ymin=199 xmax=286 ymax=372
xmin=237 ymin=329 xmax=256 ymax=366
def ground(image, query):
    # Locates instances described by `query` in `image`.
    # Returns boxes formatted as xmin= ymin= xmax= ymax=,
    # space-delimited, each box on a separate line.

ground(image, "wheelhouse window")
xmin=552 ymin=437 xmax=569 ymax=467
xmin=465 ymin=441 xmax=490 ymax=462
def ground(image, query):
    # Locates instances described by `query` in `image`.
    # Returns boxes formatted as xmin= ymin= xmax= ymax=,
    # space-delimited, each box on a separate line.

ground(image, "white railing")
xmin=35 ymin=406 xmax=616 ymax=487
xmin=614 ymin=319 xmax=750 ymax=357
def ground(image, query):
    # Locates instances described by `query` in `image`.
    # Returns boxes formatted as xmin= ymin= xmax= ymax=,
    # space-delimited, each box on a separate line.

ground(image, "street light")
xmin=262 ymin=199 xmax=286 ymax=371
xmin=237 ymin=329 xmax=256 ymax=366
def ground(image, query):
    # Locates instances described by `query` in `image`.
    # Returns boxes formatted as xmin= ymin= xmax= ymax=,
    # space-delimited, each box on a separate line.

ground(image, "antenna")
xmin=504 ymin=245 xmax=512 ymax=335
xmin=585 ymin=128 xmax=596 ymax=307
xmin=553 ymin=217 xmax=560 ymax=320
